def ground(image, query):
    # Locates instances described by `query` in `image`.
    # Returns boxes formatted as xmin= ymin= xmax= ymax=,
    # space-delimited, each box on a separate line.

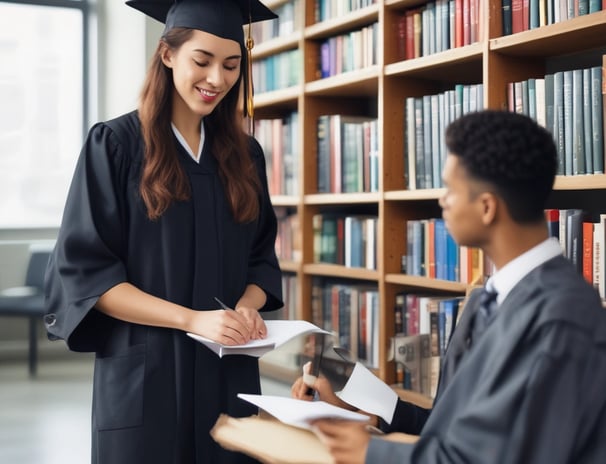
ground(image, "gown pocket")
xmin=93 ymin=343 xmax=145 ymax=431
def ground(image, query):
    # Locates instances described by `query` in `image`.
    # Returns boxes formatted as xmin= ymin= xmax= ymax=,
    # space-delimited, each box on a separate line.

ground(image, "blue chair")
xmin=0 ymin=246 xmax=52 ymax=377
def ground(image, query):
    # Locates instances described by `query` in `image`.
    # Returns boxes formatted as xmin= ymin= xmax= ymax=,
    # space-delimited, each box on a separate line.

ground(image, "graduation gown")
xmin=368 ymin=255 xmax=606 ymax=463
xmin=44 ymin=111 xmax=283 ymax=464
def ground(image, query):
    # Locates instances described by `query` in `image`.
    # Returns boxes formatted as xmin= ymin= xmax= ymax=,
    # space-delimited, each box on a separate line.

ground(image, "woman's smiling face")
xmin=162 ymin=29 xmax=242 ymax=120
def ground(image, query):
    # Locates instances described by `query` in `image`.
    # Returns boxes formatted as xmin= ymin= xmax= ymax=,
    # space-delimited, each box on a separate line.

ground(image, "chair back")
xmin=24 ymin=249 xmax=52 ymax=290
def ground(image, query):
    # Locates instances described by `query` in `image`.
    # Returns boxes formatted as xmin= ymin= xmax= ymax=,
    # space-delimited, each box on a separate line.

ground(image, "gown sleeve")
xmin=246 ymin=138 xmax=283 ymax=312
xmin=44 ymin=122 xmax=130 ymax=351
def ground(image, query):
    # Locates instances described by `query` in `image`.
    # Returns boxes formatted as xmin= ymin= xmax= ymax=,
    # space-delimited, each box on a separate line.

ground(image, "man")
xmin=301 ymin=110 xmax=606 ymax=463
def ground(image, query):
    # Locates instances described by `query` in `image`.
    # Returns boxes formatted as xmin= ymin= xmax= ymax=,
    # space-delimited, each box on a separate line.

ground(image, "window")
xmin=0 ymin=0 xmax=93 ymax=228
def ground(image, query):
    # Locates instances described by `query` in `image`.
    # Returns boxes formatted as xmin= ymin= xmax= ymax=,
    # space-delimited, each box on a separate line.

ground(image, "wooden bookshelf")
xmin=255 ymin=0 xmax=606 ymax=385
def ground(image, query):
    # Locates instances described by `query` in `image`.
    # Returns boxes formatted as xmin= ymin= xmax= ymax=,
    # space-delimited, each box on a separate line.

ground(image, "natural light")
xmin=0 ymin=2 xmax=83 ymax=228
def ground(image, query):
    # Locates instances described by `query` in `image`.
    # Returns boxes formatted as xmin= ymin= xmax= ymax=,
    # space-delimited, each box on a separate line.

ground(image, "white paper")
xmin=187 ymin=320 xmax=330 ymax=358
xmin=336 ymin=362 xmax=398 ymax=424
xmin=238 ymin=394 xmax=370 ymax=430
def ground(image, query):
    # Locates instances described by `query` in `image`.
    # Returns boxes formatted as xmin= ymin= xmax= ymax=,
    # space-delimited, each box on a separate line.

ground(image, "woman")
xmin=44 ymin=0 xmax=283 ymax=462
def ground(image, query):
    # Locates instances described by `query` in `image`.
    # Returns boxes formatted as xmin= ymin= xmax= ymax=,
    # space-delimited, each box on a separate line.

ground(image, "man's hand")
xmin=312 ymin=419 xmax=371 ymax=464
xmin=291 ymin=365 xmax=354 ymax=410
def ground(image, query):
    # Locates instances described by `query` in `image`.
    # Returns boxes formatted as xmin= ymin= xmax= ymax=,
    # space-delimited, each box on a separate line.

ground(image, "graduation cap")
xmin=126 ymin=0 xmax=278 ymax=125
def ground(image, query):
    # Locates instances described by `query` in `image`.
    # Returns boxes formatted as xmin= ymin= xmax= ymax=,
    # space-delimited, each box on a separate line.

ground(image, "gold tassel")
xmin=245 ymin=7 xmax=255 ymax=135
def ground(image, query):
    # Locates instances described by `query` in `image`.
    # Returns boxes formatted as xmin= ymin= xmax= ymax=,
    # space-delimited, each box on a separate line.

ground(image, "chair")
xmin=0 ymin=246 xmax=53 ymax=377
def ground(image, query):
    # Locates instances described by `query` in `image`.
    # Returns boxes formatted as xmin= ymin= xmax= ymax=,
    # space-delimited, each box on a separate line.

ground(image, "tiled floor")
xmin=0 ymin=354 xmax=94 ymax=464
xmin=0 ymin=350 xmax=294 ymax=464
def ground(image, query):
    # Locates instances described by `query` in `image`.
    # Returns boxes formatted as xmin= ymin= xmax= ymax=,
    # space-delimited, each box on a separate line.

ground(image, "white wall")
xmin=98 ymin=1 xmax=163 ymax=120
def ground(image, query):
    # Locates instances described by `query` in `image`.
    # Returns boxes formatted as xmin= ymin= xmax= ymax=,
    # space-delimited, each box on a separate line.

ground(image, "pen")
xmin=214 ymin=296 xmax=231 ymax=310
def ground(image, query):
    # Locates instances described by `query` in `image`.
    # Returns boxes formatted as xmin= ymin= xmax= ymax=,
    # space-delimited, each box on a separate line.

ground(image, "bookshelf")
xmin=255 ymin=0 xmax=606 ymax=387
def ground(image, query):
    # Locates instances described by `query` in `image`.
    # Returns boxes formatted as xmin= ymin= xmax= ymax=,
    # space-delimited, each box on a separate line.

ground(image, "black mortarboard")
xmin=125 ymin=0 xmax=277 ymax=46
xmin=126 ymin=0 xmax=278 ymax=128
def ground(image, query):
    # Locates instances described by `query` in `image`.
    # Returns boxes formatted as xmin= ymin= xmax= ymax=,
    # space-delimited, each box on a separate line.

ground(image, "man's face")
xmin=439 ymin=154 xmax=491 ymax=248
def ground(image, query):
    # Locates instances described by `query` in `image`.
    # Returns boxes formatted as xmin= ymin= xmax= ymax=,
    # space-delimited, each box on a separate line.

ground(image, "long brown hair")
xmin=138 ymin=28 xmax=261 ymax=222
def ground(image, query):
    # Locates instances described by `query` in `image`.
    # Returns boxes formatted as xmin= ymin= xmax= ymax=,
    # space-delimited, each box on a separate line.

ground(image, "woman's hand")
xmin=187 ymin=309 xmax=252 ymax=345
xmin=235 ymin=305 xmax=267 ymax=340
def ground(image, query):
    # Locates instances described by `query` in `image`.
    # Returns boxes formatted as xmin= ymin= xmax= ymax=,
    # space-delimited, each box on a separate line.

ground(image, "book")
xmin=316 ymin=115 xmax=331 ymax=193
xmin=187 ymin=320 xmax=330 ymax=358
xmin=211 ymin=414 xmax=335 ymax=464
xmin=583 ymin=221 xmax=593 ymax=285
xmin=566 ymin=209 xmax=584 ymax=274
xmin=545 ymin=208 xmax=560 ymax=239
xmin=591 ymin=65 xmax=604 ymax=173
xmin=391 ymin=333 xmax=431 ymax=393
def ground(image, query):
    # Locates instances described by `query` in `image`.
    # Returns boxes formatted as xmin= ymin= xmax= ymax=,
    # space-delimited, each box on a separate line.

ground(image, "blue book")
xmin=446 ymin=230 xmax=459 ymax=282
xmin=434 ymin=219 xmax=447 ymax=280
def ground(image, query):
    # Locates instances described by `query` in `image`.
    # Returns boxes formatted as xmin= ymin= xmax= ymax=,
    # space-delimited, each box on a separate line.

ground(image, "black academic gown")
xmin=44 ymin=111 xmax=283 ymax=464
xmin=370 ymin=255 xmax=606 ymax=463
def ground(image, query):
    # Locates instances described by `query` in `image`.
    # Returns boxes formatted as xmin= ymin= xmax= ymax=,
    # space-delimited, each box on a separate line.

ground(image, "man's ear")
xmin=479 ymin=191 xmax=498 ymax=226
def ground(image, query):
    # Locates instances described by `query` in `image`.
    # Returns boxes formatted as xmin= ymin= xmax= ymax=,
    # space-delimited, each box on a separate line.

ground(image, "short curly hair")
xmin=445 ymin=110 xmax=557 ymax=223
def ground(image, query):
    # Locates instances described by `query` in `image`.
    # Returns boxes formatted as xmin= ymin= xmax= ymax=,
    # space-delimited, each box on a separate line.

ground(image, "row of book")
xmin=318 ymin=23 xmax=379 ymax=78
xmin=252 ymin=48 xmax=301 ymax=94
xmin=313 ymin=214 xmax=378 ymax=270
xmin=250 ymin=0 xmax=302 ymax=43
xmin=547 ymin=209 xmax=606 ymax=299
xmin=264 ymin=274 xmax=298 ymax=322
xmin=255 ymin=112 xmax=299 ymax=196
xmin=314 ymin=0 xmax=377 ymax=22
xmin=507 ymin=62 xmax=605 ymax=176
xmin=404 ymin=218 xmax=486 ymax=284
xmin=395 ymin=0 xmax=483 ymax=62
xmin=393 ymin=294 xmax=464 ymax=396
xmin=502 ymin=0 xmax=605 ymax=35
xmin=403 ymin=209 xmax=606 ymax=298
xmin=317 ymin=114 xmax=379 ymax=194
xmin=404 ymin=83 xmax=484 ymax=190
xmin=311 ymin=278 xmax=380 ymax=368
xmin=275 ymin=208 xmax=301 ymax=262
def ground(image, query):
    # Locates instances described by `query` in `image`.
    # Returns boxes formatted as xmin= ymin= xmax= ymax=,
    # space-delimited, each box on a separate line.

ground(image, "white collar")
xmin=171 ymin=120 xmax=205 ymax=162
xmin=487 ymin=238 xmax=563 ymax=306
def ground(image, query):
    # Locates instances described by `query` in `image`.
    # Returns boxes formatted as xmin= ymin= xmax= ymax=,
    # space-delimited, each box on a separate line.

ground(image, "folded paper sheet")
xmin=336 ymin=362 xmax=399 ymax=424
xmin=237 ymin=393 xmax=370 ymax=429
xmin=187 ymin=320 xmax=330 ymax=357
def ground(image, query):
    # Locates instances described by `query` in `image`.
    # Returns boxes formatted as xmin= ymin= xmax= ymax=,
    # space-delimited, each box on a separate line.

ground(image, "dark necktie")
xmin=470 ymin=286 xmax=498 ymax=346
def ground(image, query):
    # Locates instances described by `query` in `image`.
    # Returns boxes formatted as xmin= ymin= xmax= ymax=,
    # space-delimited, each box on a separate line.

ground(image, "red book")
xmin=396 ymin=13 xmax=407 ymax=62
xmin=406 ymin=294 xmax=419 ymax=335
xmin=511 ymin=0 xmax=524 ymax=34
xmin=405 ymin=11 xmax=415 ymax=60
xmin=337 ymin=217 xmax=345 ymax=265
xmin=271 ymin=119 xmax=283 ymax=195
xmin=583 ymin=222 xmax=594 ymax=285
xmin=545 ymin=208 xmax=560 ymax=239
xmin=522 ymin=0 xmax=529 ymax=31
xmin=455 ymin=0 xmax=464 ymax=47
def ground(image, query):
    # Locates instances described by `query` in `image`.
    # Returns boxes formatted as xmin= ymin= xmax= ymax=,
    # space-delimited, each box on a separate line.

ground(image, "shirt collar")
xmin=171 ymin=120 xmax=205 ymax=162
xmin=487 ymin=238 xmax=563 ymax=306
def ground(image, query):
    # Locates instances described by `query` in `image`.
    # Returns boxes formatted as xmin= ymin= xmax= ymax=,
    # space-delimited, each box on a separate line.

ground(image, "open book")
xmin=187 ymin=320 xmax=329 ymax=358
